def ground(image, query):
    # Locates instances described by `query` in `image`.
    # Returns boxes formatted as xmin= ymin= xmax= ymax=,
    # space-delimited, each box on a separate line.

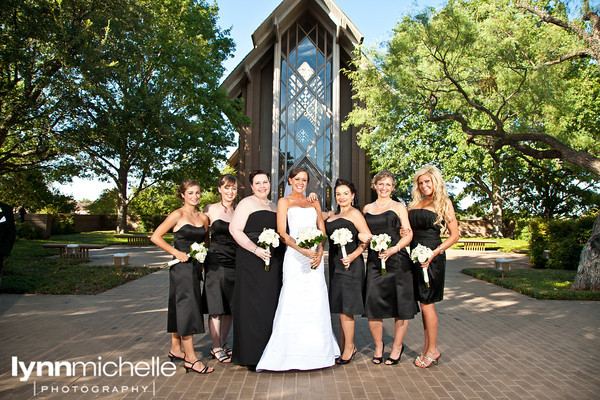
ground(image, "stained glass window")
xmin=278 ymin=16 xmax=333 ymax=210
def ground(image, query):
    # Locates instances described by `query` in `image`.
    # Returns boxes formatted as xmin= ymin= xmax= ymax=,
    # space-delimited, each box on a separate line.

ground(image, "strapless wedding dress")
xmin=256 ymin=207 xmax=340 ymax=371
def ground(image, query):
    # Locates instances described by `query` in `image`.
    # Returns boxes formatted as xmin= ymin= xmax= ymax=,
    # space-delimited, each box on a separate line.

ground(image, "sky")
xmin=58 ymin=0 xmax=446 ymax=201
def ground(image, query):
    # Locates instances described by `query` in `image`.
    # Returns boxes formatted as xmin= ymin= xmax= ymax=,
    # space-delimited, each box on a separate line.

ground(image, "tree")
xmin=0 ymin=0 xmax=128 ymax=173
xmin=347 ymin=0 xmax=600 ymax=287
xmin=348 ymin=0 xmax=599 ymax=175
xmin=0 ymin=169 xmax=75 ymax=213
xmin=61 ymin=0 xmax=245 ymax=232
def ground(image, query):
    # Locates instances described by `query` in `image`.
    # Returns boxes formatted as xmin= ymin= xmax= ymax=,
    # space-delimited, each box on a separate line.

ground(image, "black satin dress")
xmin=325 ymin=218 xmax=365 ymax=316
xmin=168 ymin=224 xmax=206 ymax=336
xmin=363 ymin=211 xmax=418 ymax=319
xmin=204 ymin=219 xmax=238 ymax=315
xmin=409 ymin=209 xmax=445 ymax=304
xmin=232 ymin=210 xmax=284 ymax=366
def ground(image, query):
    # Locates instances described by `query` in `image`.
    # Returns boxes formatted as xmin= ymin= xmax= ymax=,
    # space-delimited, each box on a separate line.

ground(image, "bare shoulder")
xmin=278 ymin=197 xmax=290 ymax=207
xmin=363 ymin=202 xmax=374 ymax=214
xmin=348 ymin=207 xmax=364 ymax=220
xmin=392 ymin=201 xmax=408 ymax=214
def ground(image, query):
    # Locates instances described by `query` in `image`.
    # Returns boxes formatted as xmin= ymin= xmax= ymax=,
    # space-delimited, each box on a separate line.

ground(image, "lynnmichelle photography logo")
xmin=12 ymin=356 xmax=177 ymax=396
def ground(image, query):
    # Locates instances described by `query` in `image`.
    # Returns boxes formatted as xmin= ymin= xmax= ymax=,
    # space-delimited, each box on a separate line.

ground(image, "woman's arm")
xmin=229 ymin=199 xmax=256 ymax=253
xmin=341 ymin=209 xmax=371 ymax=264
xmin=379 ymin=203 xmax=413 ymax=259
xmin=151 ymin=210 xmax=189 ymax=262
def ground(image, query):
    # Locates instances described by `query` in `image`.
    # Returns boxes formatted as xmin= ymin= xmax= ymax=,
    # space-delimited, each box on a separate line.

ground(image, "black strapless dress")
xmin=325 ymin=218 xmax=365 ymax=315
xmin=204 ymin=219 xmax=237 ymax=315
xmin=409 ymin=209 xmax=445 ymax=304
xmin=363 ymin=211 xmax=418 ymax=319
xmin=232 ymin=210 xmax=284 ymax=366
xmin=168 ymin=224 xmax=206 ymax=336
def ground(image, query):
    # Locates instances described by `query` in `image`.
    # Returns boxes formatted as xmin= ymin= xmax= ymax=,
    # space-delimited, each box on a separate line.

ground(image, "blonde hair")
xmin=408 ymin=165 xmax=452 ymax=227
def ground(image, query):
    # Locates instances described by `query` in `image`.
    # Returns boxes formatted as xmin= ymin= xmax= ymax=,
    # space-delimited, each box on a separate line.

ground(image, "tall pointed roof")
xmin=221 ymin=0 xmax=363 ymax=94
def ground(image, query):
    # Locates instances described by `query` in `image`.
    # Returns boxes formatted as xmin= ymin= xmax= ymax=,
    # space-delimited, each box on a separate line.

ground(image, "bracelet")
xmin=437 ymin=246 xmax=444 ymax=255
xmin=253 ymin=246 xmax=258 ymax=254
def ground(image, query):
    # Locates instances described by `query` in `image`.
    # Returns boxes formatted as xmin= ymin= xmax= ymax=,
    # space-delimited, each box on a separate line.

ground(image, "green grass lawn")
xmin=461 ymin=267 xmax=600 ymax=301
xmin=450 ymin=237 xmax=529 ymax=253
xmin=1 ymin=234 xmax=160 ymax=295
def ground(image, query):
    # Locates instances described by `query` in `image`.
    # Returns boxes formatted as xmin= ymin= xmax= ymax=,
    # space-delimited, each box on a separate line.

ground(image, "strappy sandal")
xmin=168 ymin=351 xmax=185 ymax=361
xmin=222 ymin=342 xmax=232 ymax=357
xmin=415 ymin=354 xmax=441 ymax=368
xmin=211 ymin=348 xmax=231 ymax=363
xmin=183 ymin=359 xmax=214 ymax=374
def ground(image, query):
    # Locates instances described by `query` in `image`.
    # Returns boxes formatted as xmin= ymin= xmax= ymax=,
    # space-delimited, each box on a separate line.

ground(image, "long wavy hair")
xmin=408 ymin=165 xmax=452 ymax=227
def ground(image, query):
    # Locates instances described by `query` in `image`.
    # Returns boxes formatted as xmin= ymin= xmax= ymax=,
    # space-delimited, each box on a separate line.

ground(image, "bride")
xmin=256 ymin=166 xmax=340 ymax=371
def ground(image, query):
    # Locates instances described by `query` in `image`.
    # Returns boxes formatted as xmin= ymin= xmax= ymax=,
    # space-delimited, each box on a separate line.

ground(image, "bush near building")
xmin=529 ymin=211 xmax=597 ymax=269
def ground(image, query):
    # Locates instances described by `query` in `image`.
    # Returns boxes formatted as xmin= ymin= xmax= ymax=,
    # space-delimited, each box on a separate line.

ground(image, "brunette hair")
xmin=177 ymin=179 xmax=201 ymax=199
xmin=218 ymin=174 xmax=237 ymax=187
xmin=288 ymin=166 xmax=310 ymax=183
xmin=371 ymin=170 xmax=395 ymax=189
xmin=334 ymin=178 xmax=358 ymax=211
xmin=408 ymin=165 xmax=452 ymax=226
xmin=249 ymin=169 xmax=270 ymax=185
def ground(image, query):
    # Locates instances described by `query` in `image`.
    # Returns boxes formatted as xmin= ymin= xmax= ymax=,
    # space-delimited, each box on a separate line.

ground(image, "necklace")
xmin=254 ymin=194 xmax=270 ymax=206
xmin=375 ymin=198 xmax=392 ymax=208
xmin=221 ymin=200 xmax=229 ymax=213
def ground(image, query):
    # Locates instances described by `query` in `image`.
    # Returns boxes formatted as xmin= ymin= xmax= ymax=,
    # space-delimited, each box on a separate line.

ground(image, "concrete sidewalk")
xmin=0 ymin=250 xmax=598 ymax=399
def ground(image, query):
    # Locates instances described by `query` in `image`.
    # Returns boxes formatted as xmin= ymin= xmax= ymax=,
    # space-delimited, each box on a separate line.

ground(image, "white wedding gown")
xmin=256 ymin=207 xmax=340 ymax=372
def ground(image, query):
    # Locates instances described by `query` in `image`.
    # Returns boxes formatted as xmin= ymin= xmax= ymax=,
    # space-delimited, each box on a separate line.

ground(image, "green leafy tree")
xmin=0 ymin=0 xmax=129 ymax=173
xmin=61 ymin=0 xmax=246 ymax=232
xmin=347 ymin=0 xmax=600 ymax=287
xmin=0 ymin=169 xmax=75 ymax=213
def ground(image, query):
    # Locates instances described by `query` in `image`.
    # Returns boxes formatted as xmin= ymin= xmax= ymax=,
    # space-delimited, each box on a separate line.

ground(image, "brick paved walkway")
xmin=1 ymin=250 xmax=598 ymax=399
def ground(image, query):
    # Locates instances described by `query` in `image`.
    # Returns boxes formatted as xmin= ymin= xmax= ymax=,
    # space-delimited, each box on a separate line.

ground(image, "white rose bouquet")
xmin=258 ymin=228 xmax=280 ymax=271
xmin=370 ymin=233 xmax=392 ymax=275
xmin=296 ymin=227 xmax=327 ymax=269
xmin=165 ymin=242 xmax=208 ymax=268
xmin=330 ymin=227 xmax=353 ymax=270
xmin=411 ymin=243 xmax=433 ymax=287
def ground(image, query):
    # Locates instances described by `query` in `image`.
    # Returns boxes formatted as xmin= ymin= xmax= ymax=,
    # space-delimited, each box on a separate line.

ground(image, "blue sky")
xmin=60 ymin=0 xmax=446 ymax=201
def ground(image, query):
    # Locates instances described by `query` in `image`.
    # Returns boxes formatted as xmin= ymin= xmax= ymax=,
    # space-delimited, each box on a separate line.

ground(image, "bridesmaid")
xmin=151 ymin=180 xmax=213 ymax=374
xmin=363 ymin=170 xmax=417 ymax=365
xmin=407 ymin=165 xmax=459 ymax=368
xmin=229 ymin=169 xmax=283 ymax=370
xmin=324 ymin=179 xmax=371 ymax=364
xmin=202 ymin=174 xmax=238 ymax=363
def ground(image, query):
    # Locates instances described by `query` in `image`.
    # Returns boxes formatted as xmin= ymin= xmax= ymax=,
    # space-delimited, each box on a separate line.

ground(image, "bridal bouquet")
xmin=165 ymin=242 xmax=207 ymax=268
xmin=296 ymin=227 xmax=327 ymax=269
xmin=370 ymin=233 xmax=391 ymax=275
xmin=258 ymin=228 xmax=280 ymax=271
xmin=330 ymin=227 xmax=353 ymax=270
xmin=411 ymin=244 xmax=433 ymax=287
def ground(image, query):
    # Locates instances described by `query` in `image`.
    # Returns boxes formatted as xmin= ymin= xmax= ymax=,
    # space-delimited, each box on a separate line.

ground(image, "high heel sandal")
xmin=415 ymin=353 xmax=441 ymax=368
xmin=222 ymin=342 xmax=232 ymax=357
xmin=336 ymin=347 xmax=357 ymax=365
xmin=372 ymin=341 xmax=384 ymax=364
xmin=385 ymin=344 xmax=404 ymax=365
xmin=210 ymin=348 xmax=231 ymax=363
xmin=183 ymin=359 xmax=213 ymax=374
xmin=168 ymin=352 xmax=184 ymax=361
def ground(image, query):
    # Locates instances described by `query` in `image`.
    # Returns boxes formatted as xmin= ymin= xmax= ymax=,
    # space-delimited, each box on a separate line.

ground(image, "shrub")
xmin=528 ymin=211 xmax=597 ymax=270
xmin=15 ymin=222 xmax=43 ymax=240
xmin=529 ymin=219 xmax=549 ymax=268
xmin=51 ymin=214 xmax=75 ymax=235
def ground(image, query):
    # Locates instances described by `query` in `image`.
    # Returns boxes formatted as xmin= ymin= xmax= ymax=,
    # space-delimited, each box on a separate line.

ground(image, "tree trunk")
xmin=572 ymin=213 xmax=600 ymax=291
xmin=116 ymin=171 xmax=129 ymax=234
xmin=490 ymin=179 xmax=504 ymax=238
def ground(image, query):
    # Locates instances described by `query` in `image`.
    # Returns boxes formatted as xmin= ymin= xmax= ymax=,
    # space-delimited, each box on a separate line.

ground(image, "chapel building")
xmin=223 ymin=0 xmax=370 ymax=209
